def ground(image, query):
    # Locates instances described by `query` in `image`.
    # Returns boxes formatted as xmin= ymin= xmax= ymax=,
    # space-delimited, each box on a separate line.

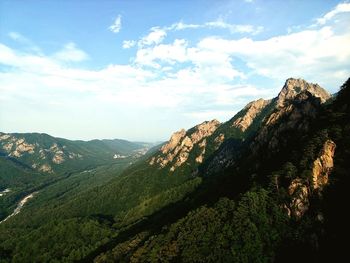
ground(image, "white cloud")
xmin=2 ymin=2 xmax=349 ymax=139
xmin=139 ymin=27 xmax=167 ymax=46
xmin=197 ymin=24 xmax=350 ymax=88
xmin=205 ymin=19 xmax=263 ymax=34
xmin=167 ymin=19 xmax=263 ymax=34
xmin=53 ymin=42 xmax=88 ymax=62
xmin=122 ymin=40 xmax=136 ymax=49
xmin=109 ymin=15 xmax=122 ymax=33
xmin=169 ymin=21 xmax=201 ymax=30
xmin=316 ymin=2 xmax=350 ymax=25
xmin=135 ymin=39 xmax=188 ymax=67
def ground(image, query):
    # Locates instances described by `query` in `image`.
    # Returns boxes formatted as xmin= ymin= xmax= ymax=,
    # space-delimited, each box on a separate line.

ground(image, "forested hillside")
xmin=0 ymin=134 xmax=151 ymax=224
xmin=0 ymin=78 xmax=349 ymax=262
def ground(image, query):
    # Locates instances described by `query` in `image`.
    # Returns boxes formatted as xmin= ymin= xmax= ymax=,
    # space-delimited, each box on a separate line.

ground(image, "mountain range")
xmin=0 ymin=77 xmax=349 ymax=262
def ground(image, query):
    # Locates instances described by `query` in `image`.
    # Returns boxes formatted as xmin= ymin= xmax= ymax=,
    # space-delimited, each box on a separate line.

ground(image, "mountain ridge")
xmin=0 ymin=77 xmax=348 ymax=263
xmin=148 ymin=77 xmax=331 ymax=175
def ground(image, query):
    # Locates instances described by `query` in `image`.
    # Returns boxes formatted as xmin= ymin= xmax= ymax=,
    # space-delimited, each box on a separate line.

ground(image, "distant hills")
xmin=0 ymin=77 xmax=349 ymax=262
xmin=0 ymin=132 xmax=153 ymax=175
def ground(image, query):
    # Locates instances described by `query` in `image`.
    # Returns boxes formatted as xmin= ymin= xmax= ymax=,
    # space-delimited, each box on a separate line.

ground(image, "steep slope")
xmin=92 ymin=79 xmax=345 ymax=263
xmin=1 ymin=77 xmax=342 ymax=263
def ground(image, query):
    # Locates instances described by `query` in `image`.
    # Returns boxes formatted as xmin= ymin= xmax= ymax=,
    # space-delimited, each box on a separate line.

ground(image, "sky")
xmin=0 ymin=0 xmax=350 ymax=142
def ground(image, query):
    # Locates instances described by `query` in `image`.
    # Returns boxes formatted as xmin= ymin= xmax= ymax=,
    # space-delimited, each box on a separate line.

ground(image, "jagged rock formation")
xmin=148 ymin=77 xmax=331 ymax=177
xmin=288 ymin=139 xmax=336 ymax=219
xmin=150 ymin=120 xmax=220 ymax=171
xmin=195 ymin=139 xmax=207 ymax=164
xmin=252 ymin=91 xmax=323 ymax=153
xmin=276 ymin=78 xmax=330 ymax=108
xmin=233 ymin=99 xmax=271 ymax=131
xmin=288 ymin=178 xmax=310 ymax=219
xmin=312 ymin=139 xmax=336 ymax=191
xmin=0 ymin=135 xmax=36 ymax=158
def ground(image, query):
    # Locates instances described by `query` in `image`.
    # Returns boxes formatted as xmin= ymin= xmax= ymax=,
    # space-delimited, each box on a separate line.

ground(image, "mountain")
xmin=0 ymin=132 xmax=150 ymax=174
xmin=0 ymin=77 xmax=349 ymax=262
xmin=0 ymin=133 xmax=152 ymax=225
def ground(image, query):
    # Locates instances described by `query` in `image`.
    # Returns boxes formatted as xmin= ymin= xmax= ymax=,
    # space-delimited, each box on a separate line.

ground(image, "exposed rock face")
xmin=160 ymin=129 xmax=186 ymax=156
xmin=276 ymin=78 xmax=330 ymax=108
xmin=214 ymin=133 xmax=225 ymax=150
xmin=150 ymin=120 xmax=220 ymax=171
xmin=1 ymin=135 xmax=36 ymax=157
xmin=38 ymin=164 xmax=53 ymax=173
xmin=195 ymin=139 xmax=207 ymax=164
xmin=50 ymin=143 xmax=65 ymax=164
xmin=233 ymin=99 xmax=271 ymax=131
xmin=0 ymin=132 xmax=84 ymax=173
xmin=0 ymin=134 xmax=11 ymax=140
xmin=249 ymin=79 xmax=330 ymax=154
xmin=252 ymin=91 xmax=321 ymax=153
xmin=287 ymin=140 xmax=336 ymax=219
xmin=312 ymin=140 xmax=336 ymax=191
xmin=288 ymin=178 xmax=309 ymax=219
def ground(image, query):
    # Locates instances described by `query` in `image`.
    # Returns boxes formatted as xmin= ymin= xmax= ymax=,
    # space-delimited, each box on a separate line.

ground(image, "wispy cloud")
xmin=168 ymin=19 xmax=263 ymax=34
xmin=138 ymin=27 xmax=167 ymax=47
xmin=204 ymin=19 xmax=263 ymax=34
xmin=126 ymin=18 xmax=263 ymax=49
xmin=109 ymin=14 xmax=122 ymax=33
xmin=8 ymin=31 xmax=42 ymax=54
xmin=9 ymin=32 xmax=29 ymax=42
xmin=53 ymin=42 xmax=89 ymax=62
xmin=316 ymin=2 xmax=350 ymax=25
xmin=1 ymin=2 xmax=350 ymax=136
xmin=122 ymin=40 xmax=136 ymax=49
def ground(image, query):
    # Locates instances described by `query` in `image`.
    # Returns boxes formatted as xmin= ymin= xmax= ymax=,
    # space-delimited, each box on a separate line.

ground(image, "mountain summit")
xmin=148 ymin=78 xmax=331 ymax=174
xmin=276 ymin=78 xmax=330 ymax=107
xmin=1 ymin=77 xmax=348 ymax=263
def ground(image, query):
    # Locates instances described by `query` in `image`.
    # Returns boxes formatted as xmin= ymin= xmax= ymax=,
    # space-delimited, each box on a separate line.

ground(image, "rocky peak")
xmin=190 ymin=119 xmax=220 ymax=143
xmin=160 ymin=129 xmax=186 ymax=155
xmin=276 ymin=78 xmax=330 ymax=108
xmin=232 ymin=98 xmax=271 ymax=131
xmin=150 ymin=119 xmax=220 ymax=171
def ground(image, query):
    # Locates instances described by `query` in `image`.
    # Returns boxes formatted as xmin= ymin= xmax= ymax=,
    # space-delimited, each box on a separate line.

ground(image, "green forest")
xmin=0 ymin=78 xmax=349 ymax=262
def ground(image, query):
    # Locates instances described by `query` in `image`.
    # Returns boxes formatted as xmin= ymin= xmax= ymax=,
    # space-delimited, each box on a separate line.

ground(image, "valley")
xmin=0 ymin=77 xmax=349 ymax=262
xmin=0 ymin=191 xmax=37 ymax=224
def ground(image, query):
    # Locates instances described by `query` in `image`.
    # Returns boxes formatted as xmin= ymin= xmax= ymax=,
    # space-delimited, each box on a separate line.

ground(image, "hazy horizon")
xmin=1 ymin=0 xmax=349 ymax=141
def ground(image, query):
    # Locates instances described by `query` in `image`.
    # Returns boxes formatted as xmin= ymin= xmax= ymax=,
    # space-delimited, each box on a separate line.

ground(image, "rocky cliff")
xmin=149 ymin=120 xmax=220 ymax=171
xmin=276 ymin=78 xmax=330 ymax=108
xmin=312 ymin=139 xmax=336 ymax=191
xmin=252 ymin=90 xmax=327 ymax=153
xmin=288 ymin=139 xmax=336 ymax=219
xmin=232 ymin=99 xmax=271 ymax=131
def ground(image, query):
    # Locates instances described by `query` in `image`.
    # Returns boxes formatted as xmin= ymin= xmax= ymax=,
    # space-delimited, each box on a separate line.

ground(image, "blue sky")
xmin=1 ymin=0 xmax=350 ymax=141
